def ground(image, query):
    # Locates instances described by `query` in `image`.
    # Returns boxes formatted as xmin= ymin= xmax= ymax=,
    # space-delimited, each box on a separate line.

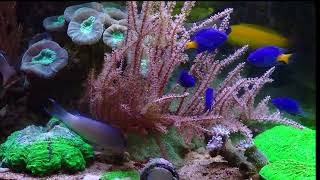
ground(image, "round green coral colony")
xmin=0 ymin=118 xmax=94 ymax=176
xmin=100 ymin=170 xmax=140 ymax=180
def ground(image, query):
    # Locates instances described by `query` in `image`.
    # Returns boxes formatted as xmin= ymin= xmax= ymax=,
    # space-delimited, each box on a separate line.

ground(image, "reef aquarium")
xmin=0 ymin=1 xmax=316 ymax=180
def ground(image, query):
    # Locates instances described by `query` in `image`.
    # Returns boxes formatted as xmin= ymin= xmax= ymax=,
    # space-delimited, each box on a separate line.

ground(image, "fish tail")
xmin=276 ymin=53 xmax=294 ymax=64
xmin=186 ymin=41 xmax=198 ymax=49
xmin=44 ymin=98 xmax=73 ymax=121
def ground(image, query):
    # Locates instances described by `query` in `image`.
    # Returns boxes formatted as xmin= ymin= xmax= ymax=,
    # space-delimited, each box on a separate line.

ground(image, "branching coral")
xmin=85 ymin=1 xmax=303 ymax=146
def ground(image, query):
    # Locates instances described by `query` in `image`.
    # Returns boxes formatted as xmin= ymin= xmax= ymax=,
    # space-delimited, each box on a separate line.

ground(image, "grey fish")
xmin=0 ymin=50 xmax=16 ymax=85
xmin=45 ymin=98 xmax=126 ymax=153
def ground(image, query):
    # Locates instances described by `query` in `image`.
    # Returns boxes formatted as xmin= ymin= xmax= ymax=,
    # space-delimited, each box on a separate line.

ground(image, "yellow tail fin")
xmin=186 ymin=41 xmax=198 ymax=49
xmin=277 ymin=54 xmax=292 ymax=64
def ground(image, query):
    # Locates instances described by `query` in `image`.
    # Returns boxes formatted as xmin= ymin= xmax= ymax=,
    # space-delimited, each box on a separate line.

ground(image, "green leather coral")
xmin=259 ymin=159 xmax=315 ymax=180
xmin=253 ymin=125 xmax=315 ymax=180
xmin=0 ymin=118 xmax=94 ymax=176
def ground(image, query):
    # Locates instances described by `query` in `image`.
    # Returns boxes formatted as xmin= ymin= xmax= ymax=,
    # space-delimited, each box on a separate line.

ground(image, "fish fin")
xmin=276 ymin=53 xmax=292 ymax=64
xmin=186 ymin=41 xmax=198 ymax=49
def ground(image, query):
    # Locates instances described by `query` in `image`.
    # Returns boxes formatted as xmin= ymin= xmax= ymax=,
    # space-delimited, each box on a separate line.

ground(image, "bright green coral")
xmin=254 ymin=125 xmax=315 ymax=164
xmin=259 ymin=159 xmax=315 ymax=180
xmin=80 ymin=16 xmax=96 ymax=34
xmin=100 ymin=170 xmax=140 ymax=180
xmin=31 ymin=48 xmax=57 ymax=65
xmin=0 ymin=118 xmax=94 ymax=176
xmin=254 ymin=125 xmax=315 ymax=180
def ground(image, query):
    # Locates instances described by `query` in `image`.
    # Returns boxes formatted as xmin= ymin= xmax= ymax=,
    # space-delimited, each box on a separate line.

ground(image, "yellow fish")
xmin=227 ymin=23 xmax=289 ymax=49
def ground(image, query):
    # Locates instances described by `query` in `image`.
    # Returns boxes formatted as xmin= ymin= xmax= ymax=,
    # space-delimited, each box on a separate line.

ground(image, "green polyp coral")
xmin=80 ymin=16 xmax=96 ymax=34
xmin=0 ymin=118 xmax=94 ymax=176
xmin=100 ymin=170 xmax=140 ymax=180
xmin=111 ymin=31 xmax=124 ymax=45
xmin=31 ymin=48 xmax=56 ymax=65
xmin=53 ymin=15 xmax=65 ymax=26
xmin=254 ymin=125 xmax=315 ymax=180
xmin=140 ymin=57 xmax=149 ymax=77
xmin=259 ymin=159 xmax=315 ymax=180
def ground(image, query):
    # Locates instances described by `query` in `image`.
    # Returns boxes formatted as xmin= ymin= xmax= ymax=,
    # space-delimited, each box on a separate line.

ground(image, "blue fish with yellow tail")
xmin=247 ymin=46 xmax=294 ymax=67
xmin=271 ymin=97 xmax=306 ymax=116
xmin=204 ymin=87 xmax=215 ymax=112
xmin=178 ymin=69 xmax=196 ymax=88
xmin=186 ymin=28 xmax=228 ymax=54
xmin=45 ymin=99 xmax=126 ymax=153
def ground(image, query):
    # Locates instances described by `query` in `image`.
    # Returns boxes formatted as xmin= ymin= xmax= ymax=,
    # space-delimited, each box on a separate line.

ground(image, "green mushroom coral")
xmin=0 ymin=118 xmax=94 ymax=176
xmin=253 ymin=125 xmax=315 ymax=180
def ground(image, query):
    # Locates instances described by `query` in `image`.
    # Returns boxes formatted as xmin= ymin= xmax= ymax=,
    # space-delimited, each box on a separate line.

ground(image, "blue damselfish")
xmin=271 ymin=97 xmax=304 ymax=115
xmin=205 ymin=87 xmax=214 ymax=111
xmin=178 ymin=69 xmax=196 ymax=88
xmin=186 ymin=28 xmax=228 ymax=54
xmin=247 ymin=46 xmax=293 ymax=67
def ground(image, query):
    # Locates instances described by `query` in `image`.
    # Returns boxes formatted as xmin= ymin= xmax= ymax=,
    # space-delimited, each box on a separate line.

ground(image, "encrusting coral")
xmin=0 ymin=118 xmax=94 ymax=176
xmin=85 ymin=1 xmax=303 ymax=149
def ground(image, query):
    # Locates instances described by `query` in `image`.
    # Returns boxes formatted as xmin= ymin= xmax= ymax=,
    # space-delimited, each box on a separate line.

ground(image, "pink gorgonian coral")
xmin=86 ymin=1 xmax=303 ymax=144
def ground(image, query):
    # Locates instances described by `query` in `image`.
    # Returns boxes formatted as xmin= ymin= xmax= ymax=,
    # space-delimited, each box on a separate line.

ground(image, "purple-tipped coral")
xmin=43 ymin=15 xmax=66 ymax=32
xmin=64 ymin=2 xmax=104 ymax=23
xmin=67 ymin=7 xmax=104 ymax=45
xmin=20 ymin=40 xmax=68 ymax=78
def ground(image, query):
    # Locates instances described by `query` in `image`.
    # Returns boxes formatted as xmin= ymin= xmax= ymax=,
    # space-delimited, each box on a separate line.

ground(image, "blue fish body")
xmin=205 ymin=87 xmax=214 ymax=111
xmin=271 ymin=97 xmax=304 ymax=115
xmin=178 ymin=70 xmax=196 ymax=88
xmin=191 ymin=28 xmax=228 ymax=53
xmin=247 ymin=46 xmax=285 ymax=67
xmin=45 ymin=99 xmax=126 ymax=153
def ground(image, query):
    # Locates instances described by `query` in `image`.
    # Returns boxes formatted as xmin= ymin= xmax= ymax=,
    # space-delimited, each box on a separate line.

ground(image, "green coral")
xmin=254 ymin=125 xmax=315 ymax=164
xmin=111 ymin=31 xmax=124 ymax=44
xmin=100 ymin=170 xmax=140 ymax=180
xmin=53 ymin=15 xmax=65 ymax=26
xmin=127 ymin=126 xmax=204 ymax=167
xmin=254 ymin=125 xmax=315 ymax=180
xmin=0 ymin=118 xmax=94 ymax=176
xmin=80 ymin=16 xmax=96 ymax=34
xmin=31 ymin=48 xmax=57 ymax=65
xmin=259 ymin=159 xmax=315 ymax=180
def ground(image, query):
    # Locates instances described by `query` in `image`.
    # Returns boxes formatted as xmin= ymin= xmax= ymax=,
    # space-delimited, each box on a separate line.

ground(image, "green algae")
xmin=31 ymin=48 xmax=57 ymax=65
xmin=0 ymin=118 xmax=94 ymax=176
xmin=253 ymin=125 xmax=315 ymax=180
xmin=80 ymin=16 xmax=96 ymax=34
xmin=100 ymin=170 xmax=140 ymax=180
